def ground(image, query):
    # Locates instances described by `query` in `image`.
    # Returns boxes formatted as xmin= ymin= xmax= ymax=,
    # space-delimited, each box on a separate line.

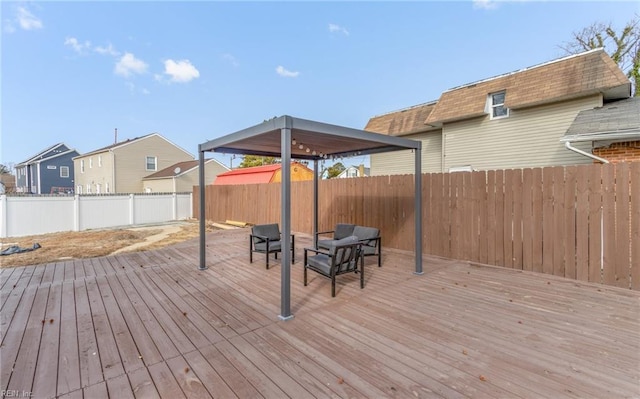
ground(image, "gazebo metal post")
xmin=279 ymin=125 xmax=293 ymax=320
xmin=414 ymin=148 xmax=423 ymax=275
xmin=198 ymin=148 xmax=207 ymax=271
xmin=313 ymin=160 xmax=319 ymax=249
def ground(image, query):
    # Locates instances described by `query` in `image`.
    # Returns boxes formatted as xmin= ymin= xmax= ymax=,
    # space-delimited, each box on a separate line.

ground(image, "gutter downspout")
xmin=564 ymin=141 xmax=609 ymax=164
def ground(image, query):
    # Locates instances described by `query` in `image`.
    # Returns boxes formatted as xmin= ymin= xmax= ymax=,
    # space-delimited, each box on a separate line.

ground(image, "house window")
xmin=146 ymin=156 xmax=157 ymax=171
xmin=60 ymin=166 xmax=69 ymax=178
xmin=489 ymin=91 xmax=509 ymax=119
xmin=98 ymin=155 xmax=102 ymax=167
xmin=96 ymin=184 xmax=101 ymax=194
xmin=105 ymin=183 xmax=110 ymax=193
xmin=348 ymin=169 xmax=357 ymax=177
xmin=89 ymin=158 xmax=93 ymax=168
xmin=80 ymin=160 xmax=85 ymax=173
xmin=86 ymin=184 xmax=91 ymax=194
xmin=77 ymin=185 xmax=82 ymax=194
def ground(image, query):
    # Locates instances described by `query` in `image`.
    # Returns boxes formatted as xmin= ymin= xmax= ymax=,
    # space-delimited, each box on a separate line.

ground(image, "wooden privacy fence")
xmin=195 ymin=162 xmax=639 ymax=290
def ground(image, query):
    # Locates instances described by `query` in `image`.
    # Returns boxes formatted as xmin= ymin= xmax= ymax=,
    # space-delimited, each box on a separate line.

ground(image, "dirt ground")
xmin=0 ymin=219 xmax=220 ymax=268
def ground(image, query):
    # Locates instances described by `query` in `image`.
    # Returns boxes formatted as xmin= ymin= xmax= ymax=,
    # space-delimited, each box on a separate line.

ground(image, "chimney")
xmin=114 ymin=128 xmax=118 ymax=144
xmin=358 ymin=164 xmax=365 ymax=177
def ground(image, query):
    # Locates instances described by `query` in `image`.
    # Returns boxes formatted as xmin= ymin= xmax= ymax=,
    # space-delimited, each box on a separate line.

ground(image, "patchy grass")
xmin=0 ymin=220 xmax=219 ymax=268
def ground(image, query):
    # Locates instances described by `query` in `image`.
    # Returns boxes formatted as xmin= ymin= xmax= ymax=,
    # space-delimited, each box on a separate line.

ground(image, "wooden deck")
xmin=1 ymin=228 xmax=639 ymax=398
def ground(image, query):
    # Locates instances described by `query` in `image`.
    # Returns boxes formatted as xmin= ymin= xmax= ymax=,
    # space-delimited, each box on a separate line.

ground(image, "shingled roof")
xmin=562 ymin=97 xmax=640 ymax=142
xmin=144 ymin=160 xmax=200 ymax=179
xmin=364 ymin=101 xmax=438 ymax=135
xmin=425 ymin=48 xmax=630 ymax=125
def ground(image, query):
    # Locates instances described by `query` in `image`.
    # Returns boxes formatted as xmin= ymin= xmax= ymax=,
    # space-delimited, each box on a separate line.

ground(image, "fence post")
xmin=0 ymin=195 xmax=7 ymax=238
xmin=129 ymin=193 xmax=135 ymax=226
xmin=189 ymin=192 xmax=193 ymax=219
xmin=74 ymin=194 xmax=80 ymax=232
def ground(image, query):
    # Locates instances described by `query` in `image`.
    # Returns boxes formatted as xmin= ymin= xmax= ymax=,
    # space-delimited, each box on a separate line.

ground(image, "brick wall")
xmin=593 ymin=141 xmax=640 ymax=163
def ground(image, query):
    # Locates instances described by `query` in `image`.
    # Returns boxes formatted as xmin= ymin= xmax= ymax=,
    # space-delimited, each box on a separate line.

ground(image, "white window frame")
xmin=488 ymin=91 xmax=509 ymax=119
xmin=86 ymin=184 xmax=91 ymax=194
xmin=77 ymin=185 xmax=82 ymax=194
xmin=96 ymin=183 xmax=101 ymax=194
xmin=89 ymin=158 xmax=93 ymax=168
xmin=98 ymin=155 xmax=102 ymax=167
xmin=145 ymin=156 xmax=157 ymax=171
xmin=105 ymin=183 xmax=110 ymax=193
xmin=80 ymin=160 xmax=85 ymax=173
xmin=60 ymin=166 xmax=69 ymax=178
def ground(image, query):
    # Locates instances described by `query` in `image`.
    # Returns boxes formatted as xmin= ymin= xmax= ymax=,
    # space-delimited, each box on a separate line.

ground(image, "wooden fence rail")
xmin=195 ymin=162 xmax=639 ymax=290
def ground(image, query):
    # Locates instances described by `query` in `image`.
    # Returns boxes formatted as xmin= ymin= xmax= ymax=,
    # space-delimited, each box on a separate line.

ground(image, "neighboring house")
xmin=561 ymin=97 xmax=640 ymax=163
xmin=336 ymin=164 xmax=370 ymax=178
xmin=366 ymin=48 xmax=632 ymax=175
xmin=73 ymin=133 xmax=193 ymax=194
xmin=143 ymin=159 xmax=229 ymax=192
xmin=15 ymin=143 xmax=79 ymax=194
xmin=214 ymin=162 xmax=314 ymax=185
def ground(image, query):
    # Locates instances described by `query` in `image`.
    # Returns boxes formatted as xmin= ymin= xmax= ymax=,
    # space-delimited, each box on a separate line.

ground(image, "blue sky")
xmin=1 ymin=1 xmax=638 ymax=170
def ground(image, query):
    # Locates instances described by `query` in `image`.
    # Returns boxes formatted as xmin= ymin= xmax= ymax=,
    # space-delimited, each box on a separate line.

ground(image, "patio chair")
xmin=249 ymin=223 xmax=295 ymax=269
xmin=317 ymin=224 xmax=382 ymax=267
xmin=304 ymin=236 xmax=364 ymax=297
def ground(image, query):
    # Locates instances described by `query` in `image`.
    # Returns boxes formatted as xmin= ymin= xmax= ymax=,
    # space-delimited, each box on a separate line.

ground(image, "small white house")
xmin=337 ymin=164 xmax=370 ymax=178
xmin=142 ymin=159 xmax=229 ymax=192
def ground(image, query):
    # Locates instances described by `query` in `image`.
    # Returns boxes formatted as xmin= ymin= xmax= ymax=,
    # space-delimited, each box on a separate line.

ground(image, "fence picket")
xmin=631 ymin=162 xmax=640 ymax=290
xmin=553 ymin=167 xmax=566 ymax=277
xmin=588 ymin=166 xmax=603 ymax=285
xmin=564 ymin=166 xmax=578 ymax=280
xmin=614 ymin=163 xmax=631 ymax=288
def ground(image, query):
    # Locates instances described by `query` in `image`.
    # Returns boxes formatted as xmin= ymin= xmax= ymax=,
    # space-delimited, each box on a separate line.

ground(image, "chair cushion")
xmin=352 ymin=226 xmax=379 ymax=241
xmin=254 ymin=240 xmax=281 ymax=252
xmin=361 ymin=245 xmax=377 ymax=255
xmin=252 ymin=224 xmax=281 ymax=241
xmin=334 ymin=224 xmax=355 ymax=240
xmin=307 ymin=253 xmax=332 ymax=275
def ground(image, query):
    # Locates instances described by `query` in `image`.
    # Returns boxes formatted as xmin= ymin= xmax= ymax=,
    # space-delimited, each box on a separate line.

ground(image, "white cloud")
xmin=3 ymin=20 xmax=16 ymax=34
xmin=95 ymin=43 xmax=120 ymax=57
xmin=276 ymin=65 xmax=300 ymax=78
xmin=328 ymin=23 xmax=349 ymax=36
xmin=473 ymin=0 xmax=499 ymax=10
xmin=114 ymin=52 xmax=148 ymax=77
xmin=222 ymin=53 xmax=239 ymax=67
xmin=64 ymin=37 xmax=92 ymax=54
xmin=17 ymin=6 xmax=43 ymax=30
xmin=162 ymin=59 xmax=200 ymax=83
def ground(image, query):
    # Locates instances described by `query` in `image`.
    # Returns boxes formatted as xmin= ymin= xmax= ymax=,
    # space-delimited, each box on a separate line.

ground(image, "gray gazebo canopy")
xmin=198 ymin=115 xmax=423 ymax=320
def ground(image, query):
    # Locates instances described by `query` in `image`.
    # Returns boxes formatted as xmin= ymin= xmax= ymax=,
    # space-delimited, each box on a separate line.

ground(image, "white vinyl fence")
xmin=0 ymin=193 xmax=192 ymax=238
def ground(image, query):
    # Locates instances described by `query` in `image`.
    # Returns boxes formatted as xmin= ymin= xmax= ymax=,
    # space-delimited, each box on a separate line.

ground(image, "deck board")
xmin=1 ymin=228 xmax=638 ymax=398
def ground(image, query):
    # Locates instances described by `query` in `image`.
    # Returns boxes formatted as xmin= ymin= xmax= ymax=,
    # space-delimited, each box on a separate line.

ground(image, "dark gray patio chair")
xmin=317 ymin=224 xmax=381 ymax=267
xmin=249 ymin=223 xmax=295 ymax=269
xmin=304 ymin=236 xmax=364 ymax=297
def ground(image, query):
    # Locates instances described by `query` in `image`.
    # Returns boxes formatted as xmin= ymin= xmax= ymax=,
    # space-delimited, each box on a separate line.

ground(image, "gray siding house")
xmin=73 ymin=133 xmax=193 ymax=194
xmin=366 ymin=49 xmax=632 ymax=175
xmin=15 ymin=143 xmax=79 ymax=194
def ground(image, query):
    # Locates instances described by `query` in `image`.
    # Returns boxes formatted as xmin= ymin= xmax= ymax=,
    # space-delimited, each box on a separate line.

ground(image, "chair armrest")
xmin=250 ymin=233 xmax=270 ymax=242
